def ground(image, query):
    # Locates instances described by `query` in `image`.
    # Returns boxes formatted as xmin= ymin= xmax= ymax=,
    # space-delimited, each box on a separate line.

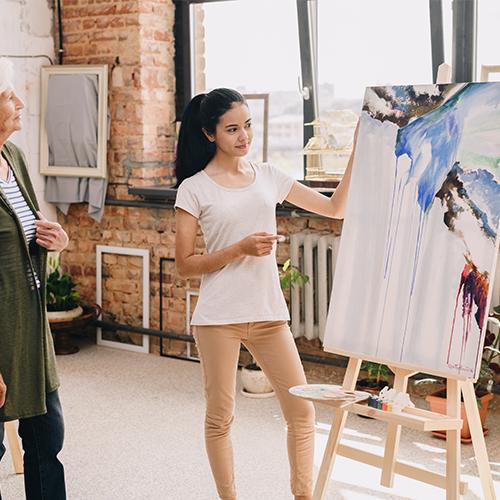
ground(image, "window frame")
xmin=242 ymin=93 xmax=270 ymax=163
xmin=429 ymin=0 xmax=446 ymax=82
xmin=174 ymin=0 xmax=476 ymax=180
xmin=296 ymin=0 xmax=317 ymax=177
xmin=452 ymin=0 xmax=478 ymax=82
xmin=174 ymin=0 xmax=311 ymax=177
xmin=174 ymin=0 xmax=238 ymax=121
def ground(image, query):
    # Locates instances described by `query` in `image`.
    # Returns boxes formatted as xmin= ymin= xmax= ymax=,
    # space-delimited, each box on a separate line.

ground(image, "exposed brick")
xmin=57 ymin=1 xmax=344 ymax=363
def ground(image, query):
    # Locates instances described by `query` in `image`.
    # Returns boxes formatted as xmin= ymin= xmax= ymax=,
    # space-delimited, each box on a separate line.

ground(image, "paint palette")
xmin=289 ymin=384 xmax=370 ymax=404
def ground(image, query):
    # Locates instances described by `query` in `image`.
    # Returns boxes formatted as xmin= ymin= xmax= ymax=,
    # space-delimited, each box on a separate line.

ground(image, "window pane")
xmin=442 ymin=0 xmax=453 ymax=70
xmin=317 ymin=0 xmax=433 ymax=174
xmin=478 ymin=0 xmax=500 ymax=81
xmin=192 ymin=0 xmax=304 ymax=178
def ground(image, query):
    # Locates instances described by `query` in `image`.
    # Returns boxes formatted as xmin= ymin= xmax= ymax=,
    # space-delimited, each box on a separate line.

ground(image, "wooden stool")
xmin=5 ymin=421 xmax=23 ymax=474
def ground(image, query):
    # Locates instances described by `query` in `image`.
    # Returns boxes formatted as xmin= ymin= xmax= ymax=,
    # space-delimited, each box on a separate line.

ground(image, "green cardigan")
xmin=0 ymin=141 xmax=59 ymax=422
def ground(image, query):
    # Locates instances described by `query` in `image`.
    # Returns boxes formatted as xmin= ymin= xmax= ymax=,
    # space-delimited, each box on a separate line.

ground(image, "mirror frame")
xmin=39 ymin=64 xmax=108 ymax=178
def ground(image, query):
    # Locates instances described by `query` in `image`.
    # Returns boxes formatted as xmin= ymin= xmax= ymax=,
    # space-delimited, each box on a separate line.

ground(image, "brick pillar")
xmin=57 ymin=1 xmax=179 ymax=345
xmin=60 ymin=0 xmax=177 ymax=197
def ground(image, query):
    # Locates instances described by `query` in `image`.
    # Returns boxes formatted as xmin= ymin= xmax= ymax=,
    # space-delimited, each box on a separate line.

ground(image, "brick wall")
xmin=60 ymin=204 xmax=190 ymax=354
xmin=57 ymin=0 xmax=344 ymax=357
xmin=60 ymin=0 xmax=176 ymax=193
xmin=60 ymin=202 xmax=343 ymax=355
xmin=58 ymin=0 xmax=177 ymax=353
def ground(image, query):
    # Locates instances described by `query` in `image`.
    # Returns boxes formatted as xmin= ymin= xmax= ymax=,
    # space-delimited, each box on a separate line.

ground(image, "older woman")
xmin=0 ymin=59 xmax=68 ymax=499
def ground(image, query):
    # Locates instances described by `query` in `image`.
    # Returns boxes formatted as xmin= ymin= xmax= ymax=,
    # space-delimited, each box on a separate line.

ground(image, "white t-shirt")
xmin=175 ymin=162 xmax=295 ymax=325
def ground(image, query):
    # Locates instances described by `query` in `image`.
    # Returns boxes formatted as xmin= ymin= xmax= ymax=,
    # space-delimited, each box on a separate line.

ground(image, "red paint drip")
xmin=447 ymin=260 xmax=489 ymax=370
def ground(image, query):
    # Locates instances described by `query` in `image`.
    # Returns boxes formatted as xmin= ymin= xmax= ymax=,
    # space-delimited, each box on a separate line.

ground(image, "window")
xmin=176 ymin=0 xmax=473 ymax=180
xmin=442 ymin=0 xmax=453 ymax=69
xmin=477 ymin=0 xmax=500 ymax=81
xmin=188 ymin=0 xmax=304 ymax=178
xmin=318 ymin=2 xmax=432 ymax=107
xmin=316 ymin=0 xmax=434 ymax=173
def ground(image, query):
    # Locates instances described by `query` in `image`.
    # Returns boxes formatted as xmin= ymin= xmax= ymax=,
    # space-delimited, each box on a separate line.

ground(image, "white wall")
xmin=0 ymin=0 xmax=56 ymax=219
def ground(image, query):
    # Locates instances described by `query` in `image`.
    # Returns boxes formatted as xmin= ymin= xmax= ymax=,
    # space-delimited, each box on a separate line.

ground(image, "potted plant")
xmin=357 ymin=361 xmax=391 ymax=394
xmin=240 ymin=258 xmax=309 ymax=398
xmin=424 ymin=306 xmax=500 ymax=442
xmin=354 ymin=361 xmax=391 ymax=419
xmin=46 ymin=253 xmax=82 ymax=321
xmin=46 ymin=253 xmax=98 ymax=355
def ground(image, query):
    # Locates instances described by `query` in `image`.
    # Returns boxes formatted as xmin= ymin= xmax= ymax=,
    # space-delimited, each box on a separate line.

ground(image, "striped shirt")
xmin=0 ymin=167 xmax=40 ymax=288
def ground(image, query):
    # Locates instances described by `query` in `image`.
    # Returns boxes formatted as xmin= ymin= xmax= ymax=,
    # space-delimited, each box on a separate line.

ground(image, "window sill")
xmin=300 ymin=179 xmax=339 ymax=191
xmin=128 ymin=178 xmax=337 ymax=200
xmin=128 ymin=186 xmax=178 ymax=201
xmin=126 ymin=181 xmax=336 ymax=218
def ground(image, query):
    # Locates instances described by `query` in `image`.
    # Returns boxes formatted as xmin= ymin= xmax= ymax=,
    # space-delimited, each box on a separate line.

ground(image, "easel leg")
xmin=313 ymin=358 xmax=361 ymax=500
xmin=380 ymin=368 xmax=416 ymax=487
xmin=446 ymin=379 xmax=461 ymax=500
xmin=462 ymin=380 xmax=496 ymax=500
xmin=5 ymin=420 xmax=24 ymax=474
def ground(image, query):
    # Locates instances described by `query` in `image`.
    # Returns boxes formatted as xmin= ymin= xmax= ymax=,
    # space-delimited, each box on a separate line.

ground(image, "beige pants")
xmin=193 ymin=320 xmax=315 ymax=499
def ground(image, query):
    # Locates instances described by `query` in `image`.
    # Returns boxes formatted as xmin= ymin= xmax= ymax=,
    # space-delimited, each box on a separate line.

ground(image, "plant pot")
xmin=356 ymin=378 xmax=389 ymax=395
xmin=240 ymin=364 xmax=275 ymax=398
xmin=47 ymin=305 xmax=83 ymax=322
xmin=425 ymin=390 xmax=493 ymax=443
xmin=48 ymin=304 xmax=100 ymax=355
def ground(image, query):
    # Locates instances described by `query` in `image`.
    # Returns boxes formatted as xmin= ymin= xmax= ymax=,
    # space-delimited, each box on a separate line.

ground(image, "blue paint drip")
xmin=395 ymin=106 xmax=462 ymax=214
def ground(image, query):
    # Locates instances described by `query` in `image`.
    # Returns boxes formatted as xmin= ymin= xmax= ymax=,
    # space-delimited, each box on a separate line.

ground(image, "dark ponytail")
xmin=175 ymin=88 xmax=246 ymax=186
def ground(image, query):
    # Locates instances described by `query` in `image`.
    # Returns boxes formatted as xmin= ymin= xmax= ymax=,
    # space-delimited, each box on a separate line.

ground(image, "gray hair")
xmin=0 ymin=58 xmax=14 ymax=93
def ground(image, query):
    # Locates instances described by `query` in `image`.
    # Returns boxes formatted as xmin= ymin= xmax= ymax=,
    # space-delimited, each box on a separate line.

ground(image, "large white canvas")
xmin=323 ymin=83 xmax=500 ymax=379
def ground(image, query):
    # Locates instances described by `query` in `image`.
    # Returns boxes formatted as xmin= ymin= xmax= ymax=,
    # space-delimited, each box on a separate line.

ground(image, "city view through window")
xmin=196 ymin=0 xmax=499 ymax=179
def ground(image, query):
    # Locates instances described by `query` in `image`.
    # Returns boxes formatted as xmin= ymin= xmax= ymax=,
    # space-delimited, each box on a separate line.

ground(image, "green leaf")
xmin=279 ymin=259 xmax=309 ymax=290
xmin=45 ymin=268 xmax=80 ymax=311
xmin=47 ymin=252 xmax=60 ymax=275
xmin=360 ymin=361 xmax=391 ymax=382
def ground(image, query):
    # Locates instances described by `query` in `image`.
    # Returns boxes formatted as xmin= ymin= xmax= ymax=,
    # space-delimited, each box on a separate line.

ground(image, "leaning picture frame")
xmin=39 ymin=64 xmax=108 ymax=178
xmin=243 ymin=93 xmax=269 ymax=163
xmin=480 ymin=64 xmax=500 ymax=82
xmin=96 ymin=245 xmax=150 ymax=354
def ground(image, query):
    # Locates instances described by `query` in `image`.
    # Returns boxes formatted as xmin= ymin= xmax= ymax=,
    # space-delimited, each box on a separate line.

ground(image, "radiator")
xmin=289 ymin=232 xmax=341 ymax=341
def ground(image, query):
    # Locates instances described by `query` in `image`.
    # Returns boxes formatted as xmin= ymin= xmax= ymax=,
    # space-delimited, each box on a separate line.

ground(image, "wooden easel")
xmin=5 ymin=420 xmax=23 ymax=474
xmin=307 ymin=62 xmax=498 ymax=499
xmin=310 ymin=358 xmax=496 ymax=499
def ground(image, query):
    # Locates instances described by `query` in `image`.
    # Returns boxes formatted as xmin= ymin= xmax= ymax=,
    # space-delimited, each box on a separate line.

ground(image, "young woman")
xmin=175 ymin=88 xmax=357 ymax=500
